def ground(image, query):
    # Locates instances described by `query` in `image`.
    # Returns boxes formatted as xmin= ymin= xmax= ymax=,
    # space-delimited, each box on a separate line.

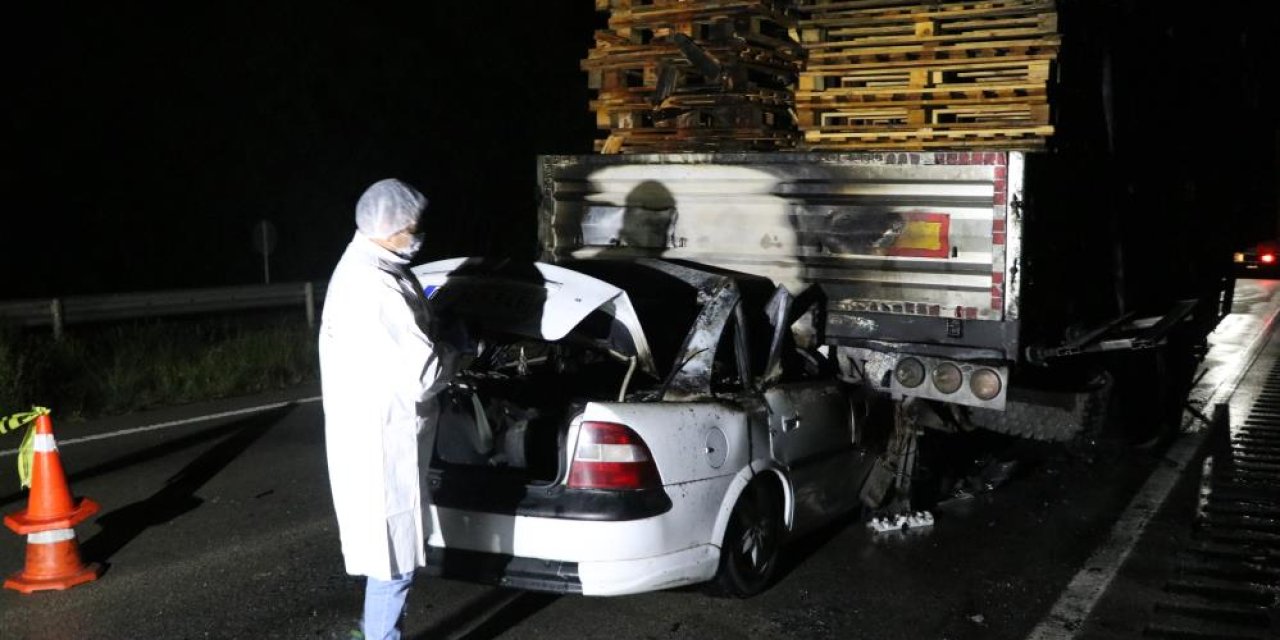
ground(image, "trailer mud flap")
xmin=963 ymin=376 xmax=1113 ymax=442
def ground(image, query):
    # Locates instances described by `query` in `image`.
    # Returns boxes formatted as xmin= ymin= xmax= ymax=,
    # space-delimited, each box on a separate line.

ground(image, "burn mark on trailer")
xmin=831 ymin=315 xmax=879 ymax=335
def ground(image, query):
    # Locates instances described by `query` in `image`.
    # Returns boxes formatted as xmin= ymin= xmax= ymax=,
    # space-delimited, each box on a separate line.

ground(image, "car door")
xmin=765 ymin=380 xmax=857 ymax=532
xmin=755 ymin=288 xmax=863 ymax=533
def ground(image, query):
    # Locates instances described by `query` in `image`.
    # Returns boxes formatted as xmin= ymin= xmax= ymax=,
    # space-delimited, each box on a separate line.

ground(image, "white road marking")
xmin=0 ymin=396 xmax=322 ymax=458
xmin=1027 ymin=300 xmax=1280 ymax=640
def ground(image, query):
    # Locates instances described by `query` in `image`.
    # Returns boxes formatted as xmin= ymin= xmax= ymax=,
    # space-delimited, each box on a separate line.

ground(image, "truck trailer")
xmin=527 ymin=1 xmax=1263 ymax=508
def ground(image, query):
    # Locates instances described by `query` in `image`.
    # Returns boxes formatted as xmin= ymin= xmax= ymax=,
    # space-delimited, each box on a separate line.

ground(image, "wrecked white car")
xmin=412 ymin=258 xmax=875 ymax=597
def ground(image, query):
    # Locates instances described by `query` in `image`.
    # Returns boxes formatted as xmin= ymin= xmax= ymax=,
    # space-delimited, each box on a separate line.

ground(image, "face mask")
xmin=397 ymin=234 xmax=424 ymax=259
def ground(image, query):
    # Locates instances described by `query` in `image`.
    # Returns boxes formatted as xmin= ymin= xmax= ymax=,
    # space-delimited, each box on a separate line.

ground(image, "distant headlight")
xmin=894 ymin=357 xmax=926 ymax=388
xmin=931 ymin=363 xmax=963 ymax=394
xmin=970 ymin=368 xmax=1003 ymax=400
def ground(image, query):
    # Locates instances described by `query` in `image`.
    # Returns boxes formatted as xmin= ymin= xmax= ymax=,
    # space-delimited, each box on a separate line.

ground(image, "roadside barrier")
xmin=0 ymin=281 xmax=326 ymax=339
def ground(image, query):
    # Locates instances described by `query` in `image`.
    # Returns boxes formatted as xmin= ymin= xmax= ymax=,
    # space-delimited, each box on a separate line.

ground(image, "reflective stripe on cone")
xmin=4 ymin=527 xmax=102 ymax=593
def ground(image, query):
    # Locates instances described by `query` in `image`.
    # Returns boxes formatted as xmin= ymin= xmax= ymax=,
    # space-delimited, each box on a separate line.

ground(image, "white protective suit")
xmin=319 ymin=231 xmax=451 ymax=580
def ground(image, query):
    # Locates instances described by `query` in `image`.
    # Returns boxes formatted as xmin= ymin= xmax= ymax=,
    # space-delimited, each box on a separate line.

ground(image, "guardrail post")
xmin=50 ymin=298 xmax=64 ymax=341
xmin=304 ymin=282 xmax=316 ymax=329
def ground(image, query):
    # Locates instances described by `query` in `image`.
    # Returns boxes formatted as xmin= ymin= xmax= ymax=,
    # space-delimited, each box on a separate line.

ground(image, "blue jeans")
xmin=363 ymin=572 xmax=414 ymax=640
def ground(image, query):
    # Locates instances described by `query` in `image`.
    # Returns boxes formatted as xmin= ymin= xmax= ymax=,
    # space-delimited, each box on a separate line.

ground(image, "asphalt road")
xmin=1 ymin=278 xmax=1276 ymax=640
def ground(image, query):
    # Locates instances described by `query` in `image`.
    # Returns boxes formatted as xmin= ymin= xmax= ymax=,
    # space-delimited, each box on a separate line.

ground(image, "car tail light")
xmin=1263 ymin=253 xmax=1276 ymax=264
xmin=567 ymin=421 xmax=661 ymax=490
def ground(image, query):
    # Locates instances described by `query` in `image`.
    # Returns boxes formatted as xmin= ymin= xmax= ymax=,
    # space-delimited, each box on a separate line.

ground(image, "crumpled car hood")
xmin=411 ymin=258 xmax=657 ymax=376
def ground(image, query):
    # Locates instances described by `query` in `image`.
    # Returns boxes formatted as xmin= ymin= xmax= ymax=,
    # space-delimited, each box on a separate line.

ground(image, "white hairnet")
xmin=355 ymin=178 xmax=427 ymax=239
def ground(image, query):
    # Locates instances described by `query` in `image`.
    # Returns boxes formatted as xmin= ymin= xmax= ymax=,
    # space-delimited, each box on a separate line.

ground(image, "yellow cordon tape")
xmin=0 ymin=407 xmax=50 ymax=489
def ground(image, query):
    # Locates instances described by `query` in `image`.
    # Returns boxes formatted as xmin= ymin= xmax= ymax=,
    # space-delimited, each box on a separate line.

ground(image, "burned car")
xmin=412 ymin=258 xmax=875 ymax=597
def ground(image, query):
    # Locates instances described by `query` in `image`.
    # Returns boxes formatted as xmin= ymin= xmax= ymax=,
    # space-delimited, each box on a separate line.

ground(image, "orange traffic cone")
xmin=4 ymin=413 xmax=102 ymax=593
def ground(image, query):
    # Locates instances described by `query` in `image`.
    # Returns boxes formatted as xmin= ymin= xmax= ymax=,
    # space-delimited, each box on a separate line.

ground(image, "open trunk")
xmin=412 ymin=258 xmax=696 ymax=486
xmin=433 ymin=338 xmax=643 ymax=484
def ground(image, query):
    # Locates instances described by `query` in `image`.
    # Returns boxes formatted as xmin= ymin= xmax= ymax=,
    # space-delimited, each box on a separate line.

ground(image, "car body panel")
xmin=577 ymin=401 xmax=750 ymax=487
xmin=766 ymin=380 xmax=865 ymax=530
xmin=576 ymin=545 xmax=721 ymax=596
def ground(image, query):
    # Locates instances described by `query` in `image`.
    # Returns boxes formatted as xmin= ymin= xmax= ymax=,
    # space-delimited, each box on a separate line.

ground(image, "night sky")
xmin=7 ymin=5 xmax=601 ymax=298
xmin=5 ymin=3 xmax=1277 ymax=300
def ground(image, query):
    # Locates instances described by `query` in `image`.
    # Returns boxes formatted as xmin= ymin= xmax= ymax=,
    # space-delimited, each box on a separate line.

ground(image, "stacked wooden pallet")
xmin=793 ymin=0 xmax=1059 ymax=150
xmin=583 ymin=0 xmax=804 ymax=153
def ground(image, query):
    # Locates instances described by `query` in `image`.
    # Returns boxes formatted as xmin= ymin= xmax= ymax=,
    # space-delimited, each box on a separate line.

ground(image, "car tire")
xmin=710 ymin=478 xmax=784 ymax=598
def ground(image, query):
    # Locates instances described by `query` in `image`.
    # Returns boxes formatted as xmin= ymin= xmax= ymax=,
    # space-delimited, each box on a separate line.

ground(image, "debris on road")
xmin=867 ymin=511 xmax=934 ymax=534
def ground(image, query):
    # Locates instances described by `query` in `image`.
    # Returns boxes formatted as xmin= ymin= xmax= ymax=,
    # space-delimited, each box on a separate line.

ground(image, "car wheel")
xmin=711 ymin=478 xmax=784 ymax=598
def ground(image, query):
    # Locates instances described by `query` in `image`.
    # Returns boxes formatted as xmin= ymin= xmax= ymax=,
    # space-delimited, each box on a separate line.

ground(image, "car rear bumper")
xmin=425 ymin=543 xmax=719 ymax=596
xmin=425 ymin=475 xmax=732 ymax=595
xmin=425 ymin=546 xmax=584 ymax=594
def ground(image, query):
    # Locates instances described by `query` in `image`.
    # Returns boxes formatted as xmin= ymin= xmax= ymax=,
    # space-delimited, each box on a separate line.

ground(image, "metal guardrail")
xmin=0 ymin=282 xmax=327 ymax=339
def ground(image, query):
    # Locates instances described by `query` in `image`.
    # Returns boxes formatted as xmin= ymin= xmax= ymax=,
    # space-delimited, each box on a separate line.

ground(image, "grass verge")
xmin=0 ymin=312 xmax=317 ymax=422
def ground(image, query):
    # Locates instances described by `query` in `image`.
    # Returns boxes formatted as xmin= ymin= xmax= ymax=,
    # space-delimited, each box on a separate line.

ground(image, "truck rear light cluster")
xmin=567 ymin=421 xmax=662 ymax=491
xmin=890 ymin=356 xmax=1008 ymax=408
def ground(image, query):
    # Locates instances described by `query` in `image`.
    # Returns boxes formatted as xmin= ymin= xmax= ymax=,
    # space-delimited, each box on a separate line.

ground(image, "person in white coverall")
xmin=319 ymin=178 xmax=458 ymax=640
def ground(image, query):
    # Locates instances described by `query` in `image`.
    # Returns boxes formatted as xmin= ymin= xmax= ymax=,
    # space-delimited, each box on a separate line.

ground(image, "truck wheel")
xmin=710 ymin=478 xmax=784 ymax=598
xmin=1125 ymin=343 xmax=1198 ymax=447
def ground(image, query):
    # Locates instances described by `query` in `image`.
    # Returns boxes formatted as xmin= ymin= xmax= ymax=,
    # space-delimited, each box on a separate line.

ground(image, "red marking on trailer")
xmin=887 ymin=212 xmax=951 ymax=258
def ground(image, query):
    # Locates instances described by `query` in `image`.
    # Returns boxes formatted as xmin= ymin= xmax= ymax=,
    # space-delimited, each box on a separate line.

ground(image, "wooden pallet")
xmin=595 ymin=94 xmax=794 ymax=129
xmin=594 ymin=86 xmax=793 ymax=112
xmin=598 ymin=128 xmax=797 ymax=154
xmin=599 ymin=0 xmax=788 ymax=11
xmin=801 ymin=16 xmax=1058 ymax=49
xmin=585 ymin=41 xmax=802 ymax=68
xmin=586 ymin=0 xmax=803 ymax=153
xmin=584 ymin=45 xmax=800 ymax=91
xmin=804 ymin=138 xmax=1047 ymax=150
xmin=792 ymin=0 xmax=1059 ymax=151
xmin=796 ymin=1 xmax=1055 ymax=26
xmin=799 ymin=102 xmax=1048 ymax=128
xmin=796 ymin=0 xmax=1059 ymax=63
xmin=794 ymin=0 xmax=1051 ymax=16
xmin=798 ymin=57 xmax=1050 ymax=91
xmin=606 ymin=3 xmax=794 ymax=44
xmin=803 ymin=123 xmax=1051 ymax=142
xmin=796 ymin=83 xmax=1048 ymax=107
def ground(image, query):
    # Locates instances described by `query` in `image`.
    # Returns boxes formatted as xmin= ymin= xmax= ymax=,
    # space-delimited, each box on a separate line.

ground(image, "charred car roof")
xmin=410 ymin=258 xmax=778 ymax=397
